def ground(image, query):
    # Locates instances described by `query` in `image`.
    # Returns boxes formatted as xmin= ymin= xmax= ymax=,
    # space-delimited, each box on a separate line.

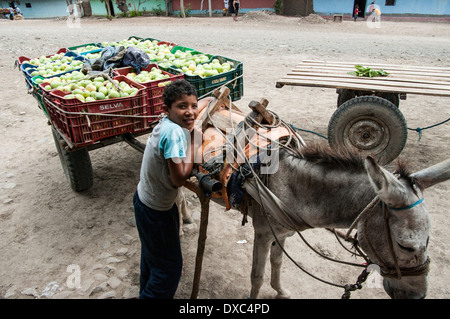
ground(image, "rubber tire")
xmin=328 ymin=96 xmax=407 ymax=165
xmin=52 ymin=128 xmax=94 ymax=192
xmin=337 ymin=89 xmax=399 ymax=107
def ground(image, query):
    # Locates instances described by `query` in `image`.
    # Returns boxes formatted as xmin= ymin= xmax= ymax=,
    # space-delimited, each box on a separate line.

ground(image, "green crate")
xmin=156 ymin=52 xmax=213 ymax=72
xmin=128 ymin=36 xmax=144 ymax=41
xmin=170 ymin=46 xmax=197 ymax=54
xmin=169 ymin=55 xmax=243 ymax=101
xmin=142 ymin=37 xmax=162 ymax=43
xmin=30 ymin=75 xmax=50 ymax=118
xmin=68 ymin=43 xmax=102 ymax=55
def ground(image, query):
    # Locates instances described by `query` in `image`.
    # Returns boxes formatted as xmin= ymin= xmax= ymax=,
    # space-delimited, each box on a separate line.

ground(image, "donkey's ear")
xmin=411 ymin=159 xmax=450 ymax=189
xmin=364 ymin=156 xmax=400 ymax=194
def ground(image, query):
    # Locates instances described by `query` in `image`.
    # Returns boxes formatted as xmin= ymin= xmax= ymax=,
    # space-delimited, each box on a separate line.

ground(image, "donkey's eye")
xmin=397 ymin=242 xmax=415 ymax=252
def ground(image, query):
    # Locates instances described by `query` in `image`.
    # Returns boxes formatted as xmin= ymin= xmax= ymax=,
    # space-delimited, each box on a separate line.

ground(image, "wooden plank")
xmin=284 ymin=73 xmax=450 ymax=91
xmin=276 ymin=77 xmax=450 ymax=97
xmin=300 ymin=60 xmax=450 ymax=72
xmin=288 ymin=70 xmax=450 ymax=87
xmin=277 ymin=59 xmax=450 ymax=97
xmin=293 ymin=61 xmax=450 ymax=75
xmin=291 ymin=66 xmax=450 ymax=79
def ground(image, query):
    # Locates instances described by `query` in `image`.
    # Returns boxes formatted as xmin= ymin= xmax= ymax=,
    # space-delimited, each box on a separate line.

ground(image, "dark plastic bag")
xmin=122 ymin=46 xmax=150 ymax=73
xmin=84 ymin=46 xmax=127 ymax=72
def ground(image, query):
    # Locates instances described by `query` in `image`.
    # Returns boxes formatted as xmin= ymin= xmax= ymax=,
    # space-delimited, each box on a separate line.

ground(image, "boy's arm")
xmin=167 ymin=129 xmax=202 ymax=187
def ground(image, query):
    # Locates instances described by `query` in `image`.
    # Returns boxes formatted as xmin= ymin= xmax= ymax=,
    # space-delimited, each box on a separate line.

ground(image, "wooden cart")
xmin=276 ymin=60 xmax=450 ymax=164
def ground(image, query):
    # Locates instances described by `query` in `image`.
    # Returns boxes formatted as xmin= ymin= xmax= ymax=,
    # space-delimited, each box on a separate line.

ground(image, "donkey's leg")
xmin=270 ymin=236 xmax=291 ymax=299
xmin=249 ymin=229 xmax=272 ymax=299
xmin=176 ymin=189 xmax=193 ymax=237
xmin=249 ymin=207 xmax=275 ymax=299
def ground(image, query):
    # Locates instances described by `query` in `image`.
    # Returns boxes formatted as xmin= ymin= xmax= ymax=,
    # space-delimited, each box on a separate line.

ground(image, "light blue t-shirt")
xmin=159 ymin=118 xmax=187 ymax=160
xmin=137 ymin=118 xmax=188 ymax=211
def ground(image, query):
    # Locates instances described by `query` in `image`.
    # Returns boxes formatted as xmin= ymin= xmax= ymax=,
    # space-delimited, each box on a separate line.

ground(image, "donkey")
xmin=172 ymin=95 xmax=449 ymax=299
xmin=236 ymin=143 xmax=450 ymax=299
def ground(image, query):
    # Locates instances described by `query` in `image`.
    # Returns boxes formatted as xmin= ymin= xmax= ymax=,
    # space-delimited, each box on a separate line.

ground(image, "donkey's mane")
xmin=286 ymin=142 xmax=366 ymax=171
xmin=284 ymin=142 xmax=414 ymax=183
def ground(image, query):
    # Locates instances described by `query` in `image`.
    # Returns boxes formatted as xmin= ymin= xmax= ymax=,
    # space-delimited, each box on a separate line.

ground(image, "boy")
xmin=133 ymin=79 xmax=201 ymax=298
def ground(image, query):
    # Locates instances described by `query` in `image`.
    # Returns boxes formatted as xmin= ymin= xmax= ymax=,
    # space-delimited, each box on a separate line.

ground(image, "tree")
xmin=98 ymin=0 xmax=113 ymax=19
xmin=116 ymin=0 xmax=129 ymax=13
xmin=180 ymin=0 xmax=185 ymax=18
xmin=104 ymin=0 xmax=112 ymax=19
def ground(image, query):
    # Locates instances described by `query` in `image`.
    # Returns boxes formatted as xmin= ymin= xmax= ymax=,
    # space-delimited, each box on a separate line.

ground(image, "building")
xmin=0 ymin=0 xmax=68 ymax=18
xmin=313 ymin=0 xmax=450 ymax=18
xmin=0 ymin=0 xmax=276 ymax=19
xmin=170 ymin=0 xmax=275 ymax=15
xmin=3 ymin=0 xmax=449 ymax=19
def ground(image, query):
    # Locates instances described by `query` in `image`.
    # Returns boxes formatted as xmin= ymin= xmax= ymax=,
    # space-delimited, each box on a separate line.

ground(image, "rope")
xmin=408 ymin=117 xmax=450 ymax=141
xmin=289 ymin=117 xmax=450 ymax=143
xmin=289 ymin=124 xmax=328 ymax=140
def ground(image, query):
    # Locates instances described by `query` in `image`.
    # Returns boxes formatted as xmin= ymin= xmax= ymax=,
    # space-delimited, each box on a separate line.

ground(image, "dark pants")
xmin=133 ymin=191 xmax=182 ymax=299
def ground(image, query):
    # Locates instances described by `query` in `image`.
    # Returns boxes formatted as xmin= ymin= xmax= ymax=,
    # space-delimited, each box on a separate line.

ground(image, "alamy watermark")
xmin=365 ymin=4 xmax=382 ymax=29
xmin=366 ymin=264 xmax=384 ymax=289
xmin=67 ymin=2 xmax=81 ymax=29
xmin=66 ymin=264 xmax=81 ymax=289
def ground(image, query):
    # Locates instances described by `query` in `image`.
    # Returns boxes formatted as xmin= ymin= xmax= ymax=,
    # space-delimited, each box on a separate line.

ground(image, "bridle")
xmin=357 ymin=196 xmax=431 ymax=280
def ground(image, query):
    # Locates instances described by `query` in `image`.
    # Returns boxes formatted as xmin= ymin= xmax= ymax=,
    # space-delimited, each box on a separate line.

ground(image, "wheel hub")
xmin=346 ymin=119 xmax=389 ymax=151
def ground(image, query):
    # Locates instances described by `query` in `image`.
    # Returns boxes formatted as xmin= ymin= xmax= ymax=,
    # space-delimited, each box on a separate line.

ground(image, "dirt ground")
xmin=0 ymin=12 xmax=449 ymax=300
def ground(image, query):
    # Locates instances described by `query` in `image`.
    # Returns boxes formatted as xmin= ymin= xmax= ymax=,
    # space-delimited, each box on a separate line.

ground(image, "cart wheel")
xmin=328 ymin=96 xmax=407 ymax=165
xmin=337 ymin=89 xmax=399 ymax=107
xmin=52 ymin=128 xmax=93 ymax=192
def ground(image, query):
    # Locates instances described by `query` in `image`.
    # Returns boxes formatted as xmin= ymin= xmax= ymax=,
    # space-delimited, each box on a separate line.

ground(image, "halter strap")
xmin=387 ymin=198 xmax=425 ymax=211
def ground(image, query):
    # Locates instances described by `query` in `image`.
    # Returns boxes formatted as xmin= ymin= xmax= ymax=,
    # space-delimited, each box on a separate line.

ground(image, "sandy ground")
xmin=0 ymin=12 xmax=449 ymax=300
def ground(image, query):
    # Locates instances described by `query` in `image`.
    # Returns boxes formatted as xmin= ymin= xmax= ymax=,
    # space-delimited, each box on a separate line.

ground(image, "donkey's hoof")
xmin=275 ymin=289 xmax=291 ymax=299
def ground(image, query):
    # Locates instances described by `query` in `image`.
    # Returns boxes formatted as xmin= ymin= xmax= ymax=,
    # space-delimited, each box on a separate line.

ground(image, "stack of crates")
xmin=16 ymin=36 xmax=244 ymax=147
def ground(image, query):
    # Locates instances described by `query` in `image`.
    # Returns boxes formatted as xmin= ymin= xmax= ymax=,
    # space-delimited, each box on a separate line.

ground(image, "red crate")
xmin=43 ymin=75 xmax=148 ymax=148
xmin=114 ymin=64 xmax=184 ymax=124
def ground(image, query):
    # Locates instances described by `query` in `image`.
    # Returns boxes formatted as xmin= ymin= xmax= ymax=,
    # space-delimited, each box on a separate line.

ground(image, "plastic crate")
xmin=20 ymin=63 xmax=37 ymax=89
xmin=169 ymin=55 xmax=244 ymax=101
xmin=24 ymin=54 xmax=86 ymax=79
xmin=16 ymin=48 xmax=68 ymax=66
xmin=68 ymin=43 xmax=102 ymax=55
xmin=114 ymin=64 xmax=184 ymax=122
xmin=170 ymin=46 xmax=197 ymax=54
xmin=157 ymin=41 xmax=178 ymax=48
xmin=142 ymin=37 xmax=162 ymax=43
xmin=42 ymin=75 xmax=148 ymax=148
xmin=156 ymin=50 xmax=213 ymax=72
xmin=32 ymin=69 xmax=89 ymax=119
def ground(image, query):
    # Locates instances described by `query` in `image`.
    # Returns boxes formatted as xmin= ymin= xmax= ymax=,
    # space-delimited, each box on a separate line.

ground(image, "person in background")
xmin=368 ymin=1 xmax=375 ymax=15
xmin=8 ymin=5 xmax=14 ymax=20
xmin=224 ymin=0 xmax=229 ymax=16
xmin=354 ymin=4 xmax=359 ymax=22
xmin=233 ymin=0 xmax=240 ymax=21
xmin=374 ymin=6 xmax=381 ymax=23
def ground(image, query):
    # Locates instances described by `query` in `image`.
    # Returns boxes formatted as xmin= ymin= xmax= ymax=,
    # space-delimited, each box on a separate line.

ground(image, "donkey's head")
xmin=358 ymin=157 xmax=450 ymax=299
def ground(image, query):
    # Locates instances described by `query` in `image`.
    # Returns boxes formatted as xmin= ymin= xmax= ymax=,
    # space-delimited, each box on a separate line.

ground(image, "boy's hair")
xmin=163 ymin=79 xmax=197 ymax=108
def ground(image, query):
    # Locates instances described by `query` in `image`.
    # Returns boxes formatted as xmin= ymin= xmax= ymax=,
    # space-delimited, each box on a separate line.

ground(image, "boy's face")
xmin=164 ymin=94 xmax=199 ymax=131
